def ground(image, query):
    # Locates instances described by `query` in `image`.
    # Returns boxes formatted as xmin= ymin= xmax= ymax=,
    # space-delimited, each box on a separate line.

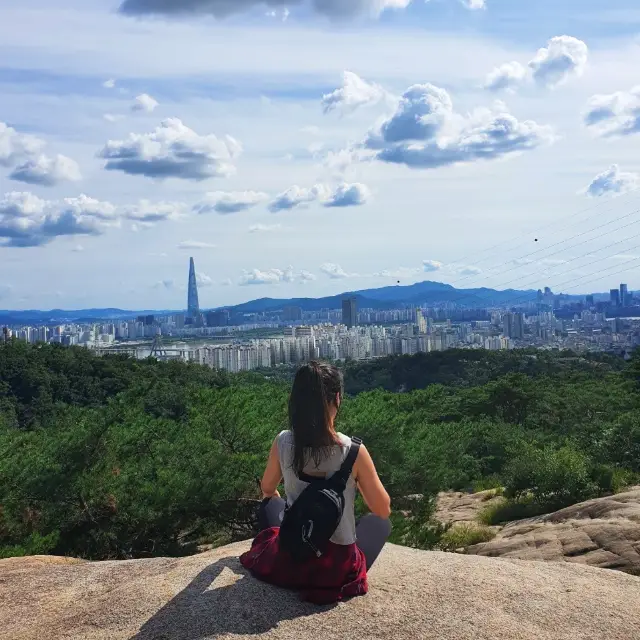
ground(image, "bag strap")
xmin=296 ymin=436 xmax=362 ymax=485
xmin=335 ymin=436 xmax=362 ymax=482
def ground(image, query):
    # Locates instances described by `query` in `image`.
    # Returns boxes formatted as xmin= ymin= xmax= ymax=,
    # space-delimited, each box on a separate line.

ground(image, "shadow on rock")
xmin=131 ymin=556 xmax=334 ymax=640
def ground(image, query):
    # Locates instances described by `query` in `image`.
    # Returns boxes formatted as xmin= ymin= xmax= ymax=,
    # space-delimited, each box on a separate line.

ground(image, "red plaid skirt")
xmin=240 ymin=526 xmax=368 ymax=604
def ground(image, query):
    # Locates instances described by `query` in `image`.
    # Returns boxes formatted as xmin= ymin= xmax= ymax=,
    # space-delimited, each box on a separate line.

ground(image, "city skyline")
xmin=0 ymin=278 xmax=634 ymax=319
xmin=4 ymin=1 xmax=640 ymax=309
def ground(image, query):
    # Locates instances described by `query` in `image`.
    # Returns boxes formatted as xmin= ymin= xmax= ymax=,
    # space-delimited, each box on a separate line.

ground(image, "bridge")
xmin=91 ymin=337 xmax=194 ymax=362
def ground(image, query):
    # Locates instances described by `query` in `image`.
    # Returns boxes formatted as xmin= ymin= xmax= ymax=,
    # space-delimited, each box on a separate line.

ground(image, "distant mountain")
xmin=0 ymin=281 xmax=587 ymax=325
xmin=0 ymin=308 xmax=165 ymax=325
xmin=225 ymin=281 xmax=542 ymax=313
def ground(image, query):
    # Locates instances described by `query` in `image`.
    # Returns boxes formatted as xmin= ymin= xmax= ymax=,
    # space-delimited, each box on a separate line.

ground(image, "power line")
xmin=440 ymin=202 xmax=640 ymax=292
xmin=446 ymin=186 xmax=640 ymax=268
xmin=423 ymin=230 xmax=640 ymax=311
xmin=472 ymin=254 xmax=640 ymax=312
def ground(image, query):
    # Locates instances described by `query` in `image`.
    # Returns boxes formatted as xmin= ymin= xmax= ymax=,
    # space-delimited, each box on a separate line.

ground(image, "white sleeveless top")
xmin=276 ymin=430 xmax=357 ymax=545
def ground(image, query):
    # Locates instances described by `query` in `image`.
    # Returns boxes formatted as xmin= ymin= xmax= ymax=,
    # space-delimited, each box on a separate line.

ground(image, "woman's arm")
xmin=353 ymin=444 xmax=391 ymax=519
xmin=260 ymin=437 xmax=283 ymax=499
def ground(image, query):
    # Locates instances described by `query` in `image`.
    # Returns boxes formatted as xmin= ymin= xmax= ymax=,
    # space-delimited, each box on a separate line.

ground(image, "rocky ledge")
xmin=467 ymin=487 xmax=640 ymax=575
xmin=2 ymin=539 xmax=640 ymax=640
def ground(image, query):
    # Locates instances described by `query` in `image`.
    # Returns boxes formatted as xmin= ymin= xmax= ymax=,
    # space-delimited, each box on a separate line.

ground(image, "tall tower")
xmin=620 ymin=283 xmax=629 ymax=307
xmin=342 ymin=296 xmax=357 ymax=329
xmin=187 ymin=257 xmax=200 ymax=319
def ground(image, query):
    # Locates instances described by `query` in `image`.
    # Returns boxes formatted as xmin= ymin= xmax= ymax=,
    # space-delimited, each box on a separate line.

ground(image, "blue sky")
xmin=3 ymin=0 xmax=640 ymax=310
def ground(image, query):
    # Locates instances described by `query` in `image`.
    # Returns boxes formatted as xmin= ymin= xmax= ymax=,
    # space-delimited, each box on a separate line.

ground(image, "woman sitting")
xmin=240 ymin=361 xmax=392 ymax=604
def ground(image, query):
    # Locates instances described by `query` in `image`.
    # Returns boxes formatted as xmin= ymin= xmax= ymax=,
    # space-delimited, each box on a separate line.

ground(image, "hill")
xmin=227 ymin=280 xmax=541 ymax=313
xmin=2 ymin=541 xmax=639 ymax=640
xmin=0 ymin=280 xmax=547 ymax=323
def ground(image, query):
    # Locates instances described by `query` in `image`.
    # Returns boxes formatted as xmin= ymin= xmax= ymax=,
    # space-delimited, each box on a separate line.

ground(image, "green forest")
xmin=1 ymin=341 xmax=639 ymax=560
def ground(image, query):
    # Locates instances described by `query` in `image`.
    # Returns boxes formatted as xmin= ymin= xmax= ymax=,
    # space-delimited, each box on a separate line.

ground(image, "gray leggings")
xmin=258 ymin=497 xmax=391 ymax=571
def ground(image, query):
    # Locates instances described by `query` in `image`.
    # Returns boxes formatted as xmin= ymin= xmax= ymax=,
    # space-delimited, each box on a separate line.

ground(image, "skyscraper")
xmin=503 ymin=312 xmax=525 ymax=339
xmin=620 ymin=284 xmax=629 ymax=307
xmin=416 ymin=308 xmax=427 ymax=334
xmin=187 ymin=257 xmax=200 ymax=319
xmin=342 ymin=297 xmax=357 ymax=329
xmin=610 ymin=289 xmax=620 ymax=308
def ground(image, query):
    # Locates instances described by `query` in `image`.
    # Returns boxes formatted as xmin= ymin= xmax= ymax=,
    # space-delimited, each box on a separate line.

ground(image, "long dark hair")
xmin=289 ymin=360 xmax=344 ymax=477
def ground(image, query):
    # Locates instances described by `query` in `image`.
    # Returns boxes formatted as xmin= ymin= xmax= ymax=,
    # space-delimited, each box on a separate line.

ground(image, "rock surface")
xmin=436 ymin=489 xmax=504 ymax=525
xmin=2 ymin=541 xmax=640 ymax=640
xmin=468 ymin=488 xmax=640 ymax=575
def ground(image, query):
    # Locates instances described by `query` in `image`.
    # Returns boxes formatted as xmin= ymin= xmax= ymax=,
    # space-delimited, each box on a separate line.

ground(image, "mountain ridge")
xmin=0 ymin=280 xmax=572 ymax=323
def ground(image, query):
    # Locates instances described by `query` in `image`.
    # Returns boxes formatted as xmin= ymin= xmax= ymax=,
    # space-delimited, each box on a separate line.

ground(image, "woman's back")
xmin=240 ymin=361 xmax=391 ymax=604
xmin=277 ymin=429 xmax=357 ymax=545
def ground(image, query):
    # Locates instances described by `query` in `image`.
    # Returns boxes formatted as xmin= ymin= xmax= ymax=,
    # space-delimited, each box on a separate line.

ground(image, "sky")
xmin=3 ymin=0 xmax=640 ymax=310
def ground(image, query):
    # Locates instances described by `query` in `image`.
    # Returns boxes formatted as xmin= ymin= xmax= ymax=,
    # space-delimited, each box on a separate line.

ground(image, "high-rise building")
xmin=342 ymin=297 xmax=357 ymax=329
xmin=283 ymin=306 xmax=303 ymax=322
xmin=206 ymin=310 xmax=230 ymax=327
xmin=620 ymin=284 xmax=629 ymax=307
xmin=610 ymin=289 xmax=621 ymax=308
xmin=416 ymin=308 xmax=427 ymax=334
xmin=187 ymin=257 xmax=200 ymax=319
xmin=586 ymin=295 xmax=595 ymax=307
xmin=503 ymin=312 xmax=525 ymax=339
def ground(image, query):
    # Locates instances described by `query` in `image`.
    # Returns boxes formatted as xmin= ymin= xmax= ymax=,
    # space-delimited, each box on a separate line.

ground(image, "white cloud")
xmin=463 ymin=0 xmax=485 ymax=8
xmin=483 ymin=61 xmax=527 ymax=93
xmin=98 ymin=118 xmax=242 ymax=181
xmin=239 ymin=266 xmax=296 ymax=286
xmin=529 ymin=36 xmax=588 ymax=88
xmin=322 ymin=71 xmax=388 ymax=115
xmin=366 ymin=84 xmax=554 ymax=169
xmin=195 ymin=191 xmax=268 ymax=214
xmin=323 ymin=147 xmax=369 ymax=177
xmin=155 ymin=279 xmax=175 ymax=289
xmin=585 ymin=165 xmax=639 ymax=197
xmin=124 ymin=200 xmax=186 ymax=222
xmin=119 ymin=0 xmax=412 ymax=20
xmin=103 ymin=114 xmax=124 ymax=123
xmin=103 ymin=79 xmax=117 ymax=89
xmin=300 ymin=270 xmax=317 ymax=282
xmin=584 ymin=86 xmax=640 ymax=137
xmin=423 ymin=260 xmax=443 ymax=273
xmin=268 ymin=184 xmax=328 ymax=212
xmin=0 ymin=192 xmax=118 ymax=248
xmin=248 ymin=223 xmax=282 ymax=233
xmin=320 ymin=262 xmax=355 ymax=279
xmin=0 ymin=122 xmax=82 ymax=187
xmin=131 ymin=93 xmax=159 ymax=113
xmin=178 ymin=240 xmax=216 ymax=249
xmin=374 ymin=266 xmax=421 ymax=278
xmin=9 ymin=154 xmax=82 ymax=187
xmin=0 ymin=192 xmax=184 ymax=247
xmin=72 ymin=244 xmax=84 ymax=252
xmin=196 ymin=272 xmax=213 ymax=287
xmin=267 ymin=183 xmax=370 ymax=212
xmin=484 ymin=36 xmax=588 ymax=93
xmin=324 ymin=183 xmax=371 ymax=207
xmin=459 ymin=265 xmax=482 ymax=275
xmin=0 ymin=122 xmax=45 ymax=168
